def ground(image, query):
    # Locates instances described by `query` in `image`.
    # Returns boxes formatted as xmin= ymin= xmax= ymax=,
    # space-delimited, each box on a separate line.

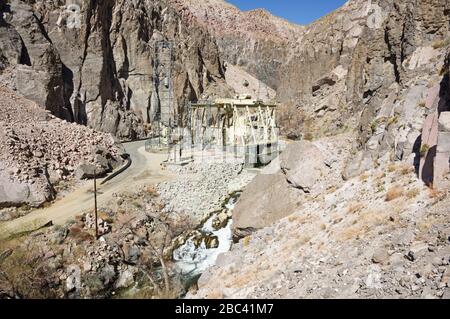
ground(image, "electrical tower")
xmin=152 ymin=40 xmax=174 ymax=142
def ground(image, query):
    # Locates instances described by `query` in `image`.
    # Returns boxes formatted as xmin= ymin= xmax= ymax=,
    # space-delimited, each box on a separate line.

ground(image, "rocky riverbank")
xmin=0 ymin=160 xmax=257 ymax=299
xmin=157 ymin=162 xmax=257 ymax=225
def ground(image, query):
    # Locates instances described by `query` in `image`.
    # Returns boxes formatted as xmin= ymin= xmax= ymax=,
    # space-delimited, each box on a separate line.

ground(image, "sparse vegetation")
xmin=377 ymin=185 xmax=386 ymax=193
xmin=347 ymin=202 xmax=365 ymax=214
xmin=406 ymin=188 xmax=420 ymax=199
xmin=385 ymin=186 xmax=404 ymax=202
xmin=144 ymin=186 xmax=159 ymax=198
xmin=420 ymin=144 xmax=430 ymax=157
xmin=243 ymin=236 xmax=251 ymax=247
xmin=387 ymin=163 xmax=397 ymax=173
xmin=370 ymin=120 xmax=378 ymax=133
xmin=132 ymin=201 xmax=143 ymax=209
xmin=432 ymin=37 xmax=450 ymax=49
xmin=387 ymin=115 xmax=399 ymax=126
xmin=359 ymin=173 xmax=369 ymax=182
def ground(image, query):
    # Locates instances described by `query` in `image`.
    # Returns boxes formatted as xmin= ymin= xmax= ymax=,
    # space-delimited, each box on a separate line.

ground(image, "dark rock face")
xmin=1 ymin=1 xmax=68 ymax=119
xmin=0 ymin=0 xmax=232 ymax=139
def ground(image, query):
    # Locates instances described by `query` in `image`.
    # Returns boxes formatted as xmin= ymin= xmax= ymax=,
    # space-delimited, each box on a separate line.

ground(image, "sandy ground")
xmin=0 ymin=140 xmax=173 ymax=239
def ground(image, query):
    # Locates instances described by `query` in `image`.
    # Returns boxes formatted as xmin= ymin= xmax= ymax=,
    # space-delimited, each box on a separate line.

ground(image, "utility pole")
xmin=93 ymin=168 xmax=98 ymax=239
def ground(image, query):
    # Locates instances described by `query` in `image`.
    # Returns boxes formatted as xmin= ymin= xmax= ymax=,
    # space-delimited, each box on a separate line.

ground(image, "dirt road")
xmin=0 ymin=140 xmax=173 ymax=239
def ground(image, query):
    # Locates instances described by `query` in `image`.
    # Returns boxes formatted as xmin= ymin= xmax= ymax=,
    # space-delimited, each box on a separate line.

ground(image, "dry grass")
xmin=359 ymin=173 xmax=369 ymax=182
xmin=406 ymin=188 xmax=420 ymax=199
xmin=288 ymin=214 xmax=312 ymax=224
xmin=294 ymin=233 xmax=312 ymax=246
xmin=338 ymin=208 xmax=388 ymax=242
xmin=360 ymin=209 xmax=388 ymax=226
xmin=400 ymin=165 xmax=414 ymax=176
xmin=416 ymin=215 xmax=441 ymax=233
xmin=242 ymin=236 xmax=251 ymax=247
xmin=326 ymin=185 xmax=338 ymax=194
xmin=347 ymin=202 xmax=365 ymax=214
xmin=432 ymin=37 xmax=450 ymax=49
xmin=387 ymin=163 xmax=397 ymax=173
xmin=338 ymin=224 xmax=369 ymax=241
xmin=145 ymin=186 xmax=159 ymax=198
xmin=385 ymin=186 xmax=404 ymax=202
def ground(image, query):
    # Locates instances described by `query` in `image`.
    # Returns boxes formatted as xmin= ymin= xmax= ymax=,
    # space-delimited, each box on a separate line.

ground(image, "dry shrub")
xmin=145 ymin=186 xmax=159 ymax=198
xmin=327 ymin=185 xmax=338 ymax=194
xmin=385 ymin=186 xmax=404 ymax=202
xmin=338 ymin=224 xmax=369 ymax=241
xmin=347 ymin=202 xmax=365 ymax=214
xmin=0 ymin=243 xmax=60 ymax=298
xmin=288 ymin=214 xmax=311 ymax=224
xmin=359 ymin=173 xmax=369 ymax=182
xmin=242 ymin=236 xmax=251 ymax=247
xmin=296 ymin=234 xmax=312 ymax=245
xmin=399 ymin=164 xmax=414 ymax=176
xmin=338 ymin=209 xmax=386 ymax=241
xmin=68 ymin=225 xmax=94 ymax=243
xmin=387 ymin=164 xmax=397 ymax=173
xmin=416 ymin=215 xmax=441 ymax=233
xmin=406 ymin=188 xmax=420 ymax=199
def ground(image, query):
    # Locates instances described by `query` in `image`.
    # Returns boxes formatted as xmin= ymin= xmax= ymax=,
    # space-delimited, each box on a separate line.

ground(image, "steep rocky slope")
xmin=278 ymin=0 xmax=450 ymax=166
xmin=0 ymin=85 xmax=123 ymax=210
xmin=0 ymin=0 xmax=233 ymax=139
xmin=170 ymin=0 xmax=304 ymax=91
xmin=188 ymin=0 xmax=450 ymax=299
xmin=190 ymin=133 xmax=450 ymax=299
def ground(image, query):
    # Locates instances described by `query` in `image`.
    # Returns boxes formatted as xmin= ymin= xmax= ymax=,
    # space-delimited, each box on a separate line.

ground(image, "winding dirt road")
xmin=0 ymin=141 xmax=173 ymax=240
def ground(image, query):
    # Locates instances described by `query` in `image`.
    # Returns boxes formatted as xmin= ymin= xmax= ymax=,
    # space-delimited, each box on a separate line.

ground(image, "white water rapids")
xmin=172 ymin=194 xmax=239 ymax=282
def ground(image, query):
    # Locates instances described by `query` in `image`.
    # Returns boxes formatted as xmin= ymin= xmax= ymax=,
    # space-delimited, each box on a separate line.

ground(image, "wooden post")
xmin=94 ymin=168 xmax=98 ymax=239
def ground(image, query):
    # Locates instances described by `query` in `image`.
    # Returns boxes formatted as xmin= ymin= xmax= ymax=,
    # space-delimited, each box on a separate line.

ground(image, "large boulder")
xmin=342 ymin=151 xmax=373 ymax=181
xmin=279 ymin=141 xmax=327 ymax=193
xmin=0 ymin=171 xmax=53 ymax=208
xmin=75 ymin=163 xmax=108 ymax=180
xmin=232 ymin=171 xmax=301 ymax=241
xmin=232 ymin=141 xmax=328 ymax=240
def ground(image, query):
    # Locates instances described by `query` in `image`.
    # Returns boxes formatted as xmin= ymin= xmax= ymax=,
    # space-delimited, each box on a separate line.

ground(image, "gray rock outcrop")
xmin=0 ymin=0 xmax=233 ymax=139
xmin=232 ymin=140 xmax=332 ymax=240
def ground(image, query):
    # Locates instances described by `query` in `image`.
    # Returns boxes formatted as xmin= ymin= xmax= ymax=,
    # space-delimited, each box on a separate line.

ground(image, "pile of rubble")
xmin=156 ymin=162 xmax=253 ymax=225
xmin=0 ymin=86 xmax=123 ymax=209
xmin=83 ymin=213 xmax=111 ymax=237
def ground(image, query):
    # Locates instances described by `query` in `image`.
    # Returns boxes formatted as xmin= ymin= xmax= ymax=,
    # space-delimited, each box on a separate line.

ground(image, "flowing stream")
xmin=172 ymin=193 xmax=240 ymax=286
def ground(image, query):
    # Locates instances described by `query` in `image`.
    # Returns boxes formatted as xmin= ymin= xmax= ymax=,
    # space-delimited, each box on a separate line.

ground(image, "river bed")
xmin=172 ymin=193 xmax=240 ymax=287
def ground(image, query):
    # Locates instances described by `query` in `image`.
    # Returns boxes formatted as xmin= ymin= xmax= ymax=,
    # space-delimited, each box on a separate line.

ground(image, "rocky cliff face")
xmin=0 ymin=0 xmax=232 ymax=139
xmin=278 ymin=0 xmax=450 ymax=174
xmin=171 ymin=0 xmax=304 ymax=91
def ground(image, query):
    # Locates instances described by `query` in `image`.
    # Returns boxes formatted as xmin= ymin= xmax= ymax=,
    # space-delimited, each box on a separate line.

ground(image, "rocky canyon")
xmin=0 ymin=0 xmax=449 ymax=301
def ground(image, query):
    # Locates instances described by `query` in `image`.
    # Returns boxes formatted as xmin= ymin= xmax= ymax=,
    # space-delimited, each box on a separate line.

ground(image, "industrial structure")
xmin=146 ymin=40 xmax=280 ymax=166
xmin=189 ymin=96 xmax=279 ymax=165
